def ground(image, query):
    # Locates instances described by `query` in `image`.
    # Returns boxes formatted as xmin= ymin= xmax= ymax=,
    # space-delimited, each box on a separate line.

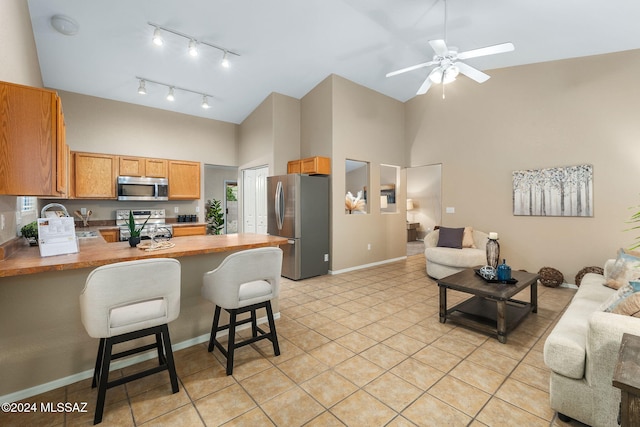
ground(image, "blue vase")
xmin=497 ymin=259 xmax=511 ymax=281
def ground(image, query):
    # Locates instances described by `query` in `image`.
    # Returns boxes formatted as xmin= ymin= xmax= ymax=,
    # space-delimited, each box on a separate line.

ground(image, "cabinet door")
xmin=287 ymin=160 xmax=301 ymax=174
xmin=145 ymin=158 xmax=168 ymax=178
xmin=301 ymin=156 xmax=331 ymax=175
xmin=0 ymin=82 xmax=62 ymax=196
xmin=99 ymin=229 xmax=119 ymax=243
xmin=119 ymin=156 xmax=144 ymax=176
xmin=74 ymin=152 xmax=117 ymax=198
xmin=55 ymin=96 xmax=68 ymax=195
xmin=172 ymin=225 xmax=206 ymax=237
xmin=168 ymin=160 xmax=200 ymax=200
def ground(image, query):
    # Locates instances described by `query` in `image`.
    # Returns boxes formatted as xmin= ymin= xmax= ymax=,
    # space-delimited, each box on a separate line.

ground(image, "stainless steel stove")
xmin=116 ymin=209 xmax=172 ymax=241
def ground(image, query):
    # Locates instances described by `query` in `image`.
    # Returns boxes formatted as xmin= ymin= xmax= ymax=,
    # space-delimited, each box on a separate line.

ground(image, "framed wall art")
xmin=513 ymin=164 xmax=593 ymax=217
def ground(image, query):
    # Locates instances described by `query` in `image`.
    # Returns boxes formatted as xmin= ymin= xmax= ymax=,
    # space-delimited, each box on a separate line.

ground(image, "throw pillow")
xmin=437 ymin=227 xmax=464 ymax=249
xmin=600 ymin=283 xmax=634 ymax=313
xmin=613 ymin=292 xmax=640 ymax=317
xmin=604 ymin=249 xmax=640 ymax=289
xmin=462 ymin=227 xmax=476 ymax=249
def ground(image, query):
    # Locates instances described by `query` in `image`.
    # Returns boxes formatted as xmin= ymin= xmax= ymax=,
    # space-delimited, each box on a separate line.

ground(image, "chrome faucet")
xmin=41 ymin=203 xmax=70 ymax=218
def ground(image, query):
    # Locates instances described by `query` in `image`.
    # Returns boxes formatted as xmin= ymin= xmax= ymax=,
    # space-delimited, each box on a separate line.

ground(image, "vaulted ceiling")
xmin=27 ymin=0 xmax=640 ymax=124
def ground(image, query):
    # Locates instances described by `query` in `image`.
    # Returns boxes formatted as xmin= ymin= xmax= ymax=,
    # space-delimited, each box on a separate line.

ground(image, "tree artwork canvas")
xmin=513 ymin=164 xmax=593 ymax=217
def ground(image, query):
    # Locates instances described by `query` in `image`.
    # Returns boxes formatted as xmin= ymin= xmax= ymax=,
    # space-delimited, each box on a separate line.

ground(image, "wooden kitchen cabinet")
xmin=172 ymin=224 xmax=206 ymax=237
xmin=99 ymin=228 xmax=119 ymax=243
xmin=118 ymin=156 xmax=167 ymax=178
xmin=168 ymin=160 xmax=201 ymax=200
xmin=287 ymin=156 xmax=330 ymax=175
xmin=0 ymin=81 xmax=68 ymax=196
xmin=73 ymin=152 xmax=117 ymax=199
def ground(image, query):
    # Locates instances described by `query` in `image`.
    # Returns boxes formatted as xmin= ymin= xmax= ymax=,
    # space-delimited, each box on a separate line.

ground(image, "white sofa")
xmin=543 ymin=260 xmax=640 ymax=426
xmin=424 ymin=228 xmax=488 ymax=279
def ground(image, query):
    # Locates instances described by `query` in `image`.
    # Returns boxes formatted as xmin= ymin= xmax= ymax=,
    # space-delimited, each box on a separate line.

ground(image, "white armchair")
xmin=424 ymin=227 xmax=488 ymax=279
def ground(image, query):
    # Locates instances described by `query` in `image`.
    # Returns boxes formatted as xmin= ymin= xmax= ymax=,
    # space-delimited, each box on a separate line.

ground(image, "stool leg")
xmin=208 ymin=306 xmax=221 ymax=353
xmin=155 ymin=332 xmax=166 ymax=365
xmin=251 ymin=308 xmax=258 ymax=338
xmin=92 ymin=338 xmax=106 ymax=389
xmin=226 ymin=309 xmax=237 ymax=375
xmin=94 ymin=338 xmax=113 ymax=425
xmin=265 ymin=301 xmax=280 ymax=356
xmin=161 ymin=324 xmax=179 ymax=393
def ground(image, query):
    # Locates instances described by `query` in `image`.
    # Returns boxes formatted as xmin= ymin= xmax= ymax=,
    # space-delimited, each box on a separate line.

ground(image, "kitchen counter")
xmin=0 ymin=233 xmax=287 ymax=400
xmin=0 ymin=233 xmax=285 ymax=278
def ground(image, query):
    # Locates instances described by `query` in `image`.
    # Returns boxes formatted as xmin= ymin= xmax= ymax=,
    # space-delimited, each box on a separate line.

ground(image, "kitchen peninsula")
xmin=0 ymin=233 xmax=286 ymax=400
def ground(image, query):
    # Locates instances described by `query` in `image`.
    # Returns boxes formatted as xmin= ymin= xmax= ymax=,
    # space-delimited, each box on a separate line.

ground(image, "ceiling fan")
xmin=386 ymin=0 xmax=514 ymax=96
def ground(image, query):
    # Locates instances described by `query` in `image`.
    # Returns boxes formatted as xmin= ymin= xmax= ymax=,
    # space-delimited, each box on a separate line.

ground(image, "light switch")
xmin=446 ymin=207 xmax=455 ymax=214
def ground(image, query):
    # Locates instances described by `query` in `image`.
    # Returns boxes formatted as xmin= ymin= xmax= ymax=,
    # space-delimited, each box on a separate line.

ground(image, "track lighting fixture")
xmin=201 ymin=95 xmax=210 ymax=109
xmin=166 ymin=87 xmax=175 ymax=101
xmin=152 ymin=26 xmax=164 ymax=46
xmin=188 ymin=39 xmax=198 ymax=57
xmin=137 ymin=79 xmax=147 ymax=95
xmin=148 ymin=22 xmax=240 ymax=67
xmin=135 ymin=76 xmax=214 ymax=110
xmin=221 ymin=51 xmax=230 ymax=68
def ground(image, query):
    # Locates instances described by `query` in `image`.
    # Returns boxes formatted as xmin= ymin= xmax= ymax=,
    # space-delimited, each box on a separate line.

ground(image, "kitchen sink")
xmin=76 ymin=230 xmax=99 ymax=239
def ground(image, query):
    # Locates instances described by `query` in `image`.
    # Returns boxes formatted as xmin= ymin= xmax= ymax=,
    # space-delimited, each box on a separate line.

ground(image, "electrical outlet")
xmin=324 ymin=254 xmax=329 ymax=262
xmin=174 ymin=207 xmax=179 ymax=214
xmin=81 ymin=207 xmax=87 ymax=215
xmin=367 ymin=243 xmax=371 ymax=250
xmin=0 ymin=214 xmax=4 ymax=230
xmin=195 ymin=206 xmax=199 ymax=213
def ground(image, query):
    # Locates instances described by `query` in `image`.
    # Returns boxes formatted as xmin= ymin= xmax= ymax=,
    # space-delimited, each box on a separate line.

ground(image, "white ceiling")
xmin=27 ymin=0 xmax=640 ymax=124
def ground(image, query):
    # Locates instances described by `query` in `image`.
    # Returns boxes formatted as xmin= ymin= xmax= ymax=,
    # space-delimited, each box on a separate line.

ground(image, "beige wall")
xmin=406 ymin=49 xmax=640 ymax=280
xmin=328 ymin=75 xmax=407 ymax=271
xmin=0 ymin=0 xmax=43 ymax=245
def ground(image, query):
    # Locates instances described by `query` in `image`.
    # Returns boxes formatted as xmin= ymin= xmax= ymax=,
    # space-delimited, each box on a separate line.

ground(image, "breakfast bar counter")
xmin=0 ymin=233 xmax=287 ymax=278
xmin=0 ymin=233 xmax=287 ymax=399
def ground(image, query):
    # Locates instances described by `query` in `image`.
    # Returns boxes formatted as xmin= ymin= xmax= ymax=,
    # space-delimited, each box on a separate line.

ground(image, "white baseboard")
xmin=0 ymin=313 xmax=279 ymax=404
xmin=329 ymin=256 xmax=407 ymax=275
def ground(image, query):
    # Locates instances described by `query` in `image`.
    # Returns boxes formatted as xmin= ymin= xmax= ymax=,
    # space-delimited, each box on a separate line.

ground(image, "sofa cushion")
xmin=605 ymin=249 xmax=640 ymax=289
xmin=600 ymin=284 xmax=634 ymax=313
xmin=437 ymin=227 xmax=464 ymax=249
xmin=425 ymin=246 xmax=486 ymax=268
xmin=462 ymin=227 xmax=476 ymax=248
xmin=613 ymin=292 xmax=640 ymax=317
xmin=544 ymin=273 xmax=615 ymax=379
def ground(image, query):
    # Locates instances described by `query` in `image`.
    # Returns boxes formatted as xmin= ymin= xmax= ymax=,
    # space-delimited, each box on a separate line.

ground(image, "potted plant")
xmin=21 ymin=221 xmax=39 ymax=246
xmin=125 ymin=210 xmax=150 ymax=247
xmin=205 ymin=199 xmax=225 ymax=235
xmin=629 ymin=203 xmax=640 ymax=250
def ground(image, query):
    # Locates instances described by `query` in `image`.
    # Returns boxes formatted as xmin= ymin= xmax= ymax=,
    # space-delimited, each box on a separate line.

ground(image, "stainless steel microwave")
xmin=117 ymin=176 xmax=169 ymax=201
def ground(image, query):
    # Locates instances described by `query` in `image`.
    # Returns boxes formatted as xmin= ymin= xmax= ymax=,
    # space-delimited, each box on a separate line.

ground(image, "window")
xmin=20 ymin=196 xmax=37 ymax=213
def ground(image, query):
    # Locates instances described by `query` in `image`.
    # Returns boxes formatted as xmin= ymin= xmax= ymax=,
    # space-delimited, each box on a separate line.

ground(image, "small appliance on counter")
xmin=116 ymin=209 xmax=172 ymax=241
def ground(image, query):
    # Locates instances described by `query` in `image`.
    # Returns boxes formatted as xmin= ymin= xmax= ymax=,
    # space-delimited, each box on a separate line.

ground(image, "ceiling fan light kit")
xmin=385 ymin=0 xmax=515 ymax=97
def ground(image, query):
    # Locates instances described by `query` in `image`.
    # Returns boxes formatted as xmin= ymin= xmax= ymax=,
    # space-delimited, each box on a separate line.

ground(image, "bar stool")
xmin=202 ymin=247 xmax=282 ymax=375
xmin=79 ymin=258 xmax=181 ymax=424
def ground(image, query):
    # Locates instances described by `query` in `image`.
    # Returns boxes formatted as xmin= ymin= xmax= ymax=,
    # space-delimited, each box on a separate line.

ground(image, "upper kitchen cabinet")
xmin=0 ymin=81 xmax=68 ymax=196
xmin=73 ymin=152 xmax=117 ymax=199
xmin=287 ymin=156 xmax=331 ymax=175
xmin=119 ymin=156 xmax=167 ymax=178
xmin=168 ymin=160 xmax=200 ymax=200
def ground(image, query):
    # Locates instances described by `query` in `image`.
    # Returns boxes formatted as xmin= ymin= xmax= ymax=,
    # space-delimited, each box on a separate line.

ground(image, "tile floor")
xmin=2 ymin=254 xmax=588 ymax=427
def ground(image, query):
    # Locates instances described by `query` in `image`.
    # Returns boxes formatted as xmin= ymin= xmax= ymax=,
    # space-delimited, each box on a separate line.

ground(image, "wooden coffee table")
xmin=437 ymin=268 xmax=539 ymax=343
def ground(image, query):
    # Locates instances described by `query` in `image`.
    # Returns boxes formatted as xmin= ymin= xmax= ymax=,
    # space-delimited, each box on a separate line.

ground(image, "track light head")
xmin=188 ymin=39 xmax=198 ymax=57
xmin=152 ymin=27 xmax=164 ymax=46
xmin=201 ymin=95 xmax=211 ymax=109
xmin=137 ymin=80 xmax=147 ymax=95
xmin=221 ymin=51 xmax=230 ymax=68
xmin=166 ymin=87 xmax=175 ymax=101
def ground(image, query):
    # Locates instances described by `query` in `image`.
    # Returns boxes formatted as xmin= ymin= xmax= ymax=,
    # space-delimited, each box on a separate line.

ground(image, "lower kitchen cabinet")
xmin=98 ymin=228 xmax=119 ymax=243
xmin=172 ymin=224 xmax=206 ymax=237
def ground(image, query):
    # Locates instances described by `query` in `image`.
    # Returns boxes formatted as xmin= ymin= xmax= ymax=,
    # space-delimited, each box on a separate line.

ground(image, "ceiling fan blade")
xmin=457 ymin=42 xmax=514 ymax=60
xmin=416 ymin=76 xmax=433 ymax=95
xmin=429 ymin=39 xmax=449 ymax=57
xmin=456 ymin=62 xmax=490 ymax=83
xmin=386 ymin=61 xmax=437 ymax=78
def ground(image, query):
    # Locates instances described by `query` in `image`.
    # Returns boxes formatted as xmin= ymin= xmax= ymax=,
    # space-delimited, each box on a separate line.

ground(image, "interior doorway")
xmin=224 ymin=180 xmax=238 ymax=233
xmin=406 ymin=163 xmax=442 ymax=255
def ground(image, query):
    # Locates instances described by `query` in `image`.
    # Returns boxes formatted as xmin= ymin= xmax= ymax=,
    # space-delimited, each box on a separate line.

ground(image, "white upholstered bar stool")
xmin=202 ymin=247 xmax=282 ymax=375
xmin=79 ymin=258 xmax=181 ymax=425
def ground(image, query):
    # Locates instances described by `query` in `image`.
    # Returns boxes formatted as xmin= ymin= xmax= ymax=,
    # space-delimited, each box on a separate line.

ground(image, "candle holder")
xmin=486 ymin=236 xmax=500 ymax=269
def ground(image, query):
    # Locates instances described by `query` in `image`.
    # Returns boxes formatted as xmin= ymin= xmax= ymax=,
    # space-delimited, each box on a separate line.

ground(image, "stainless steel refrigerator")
xmin=267 ymin=174 xmax=329 ymax=280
